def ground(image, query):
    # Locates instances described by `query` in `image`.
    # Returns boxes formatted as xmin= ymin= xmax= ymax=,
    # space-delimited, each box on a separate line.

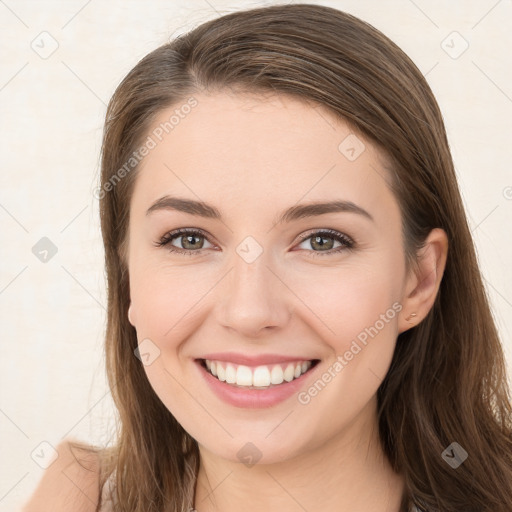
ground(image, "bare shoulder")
xmin=22 ymin=438 xmax=102 ymax=512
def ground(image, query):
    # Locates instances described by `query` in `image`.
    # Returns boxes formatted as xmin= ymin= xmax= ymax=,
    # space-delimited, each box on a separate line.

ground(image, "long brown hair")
xmin=78 ymin=4 xmax=512 ymax=511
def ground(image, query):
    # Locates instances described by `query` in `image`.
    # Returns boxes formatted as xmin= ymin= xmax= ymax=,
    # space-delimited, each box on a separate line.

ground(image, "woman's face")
xmin=126 ymin=90 xmax=411 ymax=464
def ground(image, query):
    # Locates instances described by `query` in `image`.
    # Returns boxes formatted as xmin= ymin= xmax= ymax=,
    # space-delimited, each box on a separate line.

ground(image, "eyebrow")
xmin=146 ymin=195 xmax=374 ymax=224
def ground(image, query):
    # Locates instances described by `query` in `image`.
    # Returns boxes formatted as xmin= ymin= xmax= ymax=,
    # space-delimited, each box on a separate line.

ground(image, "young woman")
xmin=23 ymin=3 xmax=512 ymax=512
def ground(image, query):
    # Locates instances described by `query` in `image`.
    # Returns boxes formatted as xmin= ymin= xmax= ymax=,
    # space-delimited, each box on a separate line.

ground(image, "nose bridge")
xmin=216 ymin=241 xmax=290 ymax=336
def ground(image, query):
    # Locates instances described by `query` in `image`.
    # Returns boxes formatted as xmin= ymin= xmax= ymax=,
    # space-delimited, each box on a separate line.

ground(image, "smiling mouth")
xmin=197 ymin=358 xmax=321 ymax=389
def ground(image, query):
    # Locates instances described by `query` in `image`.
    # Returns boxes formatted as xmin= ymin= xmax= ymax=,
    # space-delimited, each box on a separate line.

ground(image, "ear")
xmin=398 ymin=228 xmax=448 ymax=334
xmin=127 ymin=303 xmax=136 ymax=326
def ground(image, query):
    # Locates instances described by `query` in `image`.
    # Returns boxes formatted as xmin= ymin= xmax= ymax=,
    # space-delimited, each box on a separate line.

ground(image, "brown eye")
xmin=177 ymin=233 xmax=205 ymax=250
xmin=154 ymin=228 xmax=214 ymax=255
xmin=295 ymin=229 xmax=354 ymax=256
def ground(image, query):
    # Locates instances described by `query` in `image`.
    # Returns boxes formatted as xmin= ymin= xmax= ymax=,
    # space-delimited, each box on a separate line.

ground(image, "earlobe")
xmin=128 ymin=303 xmax=135 ymax=326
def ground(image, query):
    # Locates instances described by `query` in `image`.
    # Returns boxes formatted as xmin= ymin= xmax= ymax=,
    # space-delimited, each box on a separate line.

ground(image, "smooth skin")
xmin=126 ymin=90 xmax=448 ymax=512
xmin=23 ymin=90 xmax=448 ymax=511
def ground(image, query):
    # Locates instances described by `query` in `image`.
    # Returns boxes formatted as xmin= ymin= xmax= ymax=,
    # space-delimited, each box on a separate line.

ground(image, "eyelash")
xmin=154 ymin=228 xmax=355 ymax=258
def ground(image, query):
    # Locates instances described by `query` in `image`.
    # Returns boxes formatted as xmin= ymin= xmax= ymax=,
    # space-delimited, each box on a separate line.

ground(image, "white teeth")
xmin=203 ymin=359 xmax=314 ymax=388
xmin=236 ymin=365 xmax=253 ymax=386
xmin=216 ymin=363 xmax=226 ymax=381
xmin=225 ymin=364 xmax=237 ymax=384
xmin=253 ymin=366 xmax=271 ymax=387
xmin=283 ymin=363 xmax=295 ymax=382
xmin=270 ymin=365 xmax=284 ymax=385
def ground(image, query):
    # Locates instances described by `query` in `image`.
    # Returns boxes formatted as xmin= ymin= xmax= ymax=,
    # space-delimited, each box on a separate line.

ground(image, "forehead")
xmin=131 ymin=91 xmax=396 ymax=221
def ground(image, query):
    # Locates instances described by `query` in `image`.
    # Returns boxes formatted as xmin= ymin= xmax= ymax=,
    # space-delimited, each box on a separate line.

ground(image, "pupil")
xmin=311 ymin=235 xmax=333 ymax=250
xmin=183 ymin=235 xmax=202 ymax=250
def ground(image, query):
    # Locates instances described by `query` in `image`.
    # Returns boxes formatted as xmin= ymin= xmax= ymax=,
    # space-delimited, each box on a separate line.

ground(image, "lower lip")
xmin=195 ymin=359 xmax=320 ymax=409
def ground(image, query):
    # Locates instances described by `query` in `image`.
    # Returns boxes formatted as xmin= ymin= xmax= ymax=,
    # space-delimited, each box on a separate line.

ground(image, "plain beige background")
xmin=1 ymin=0 xmax=511 ymax=510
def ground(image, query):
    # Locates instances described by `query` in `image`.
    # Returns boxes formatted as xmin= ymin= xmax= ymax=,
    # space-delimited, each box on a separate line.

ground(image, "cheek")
xmin=292 ymin=268 xmax=402 ymax=427
xmin=287 ymin=257 xmax=403 ymax=348
xmin=286 ymin=257 xmax=403 ymax=409
xmin=128 ymin=264 xmax=213 ymax=415
xmin=129 ymin=256 xmax=218 ymax=340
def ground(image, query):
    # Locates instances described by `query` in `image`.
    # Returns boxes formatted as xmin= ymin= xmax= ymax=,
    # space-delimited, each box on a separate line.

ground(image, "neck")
xmin=192 ymin=398 xmax=405 ymax=512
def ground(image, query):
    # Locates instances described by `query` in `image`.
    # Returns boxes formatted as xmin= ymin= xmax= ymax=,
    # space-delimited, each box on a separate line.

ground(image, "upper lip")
xmin=197 ymin=352 xmax=319 ymax=366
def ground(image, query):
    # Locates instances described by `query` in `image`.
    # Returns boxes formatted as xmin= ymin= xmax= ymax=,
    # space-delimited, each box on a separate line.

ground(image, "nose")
xmin=216 ymin=249 xmax=291 ymax=338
